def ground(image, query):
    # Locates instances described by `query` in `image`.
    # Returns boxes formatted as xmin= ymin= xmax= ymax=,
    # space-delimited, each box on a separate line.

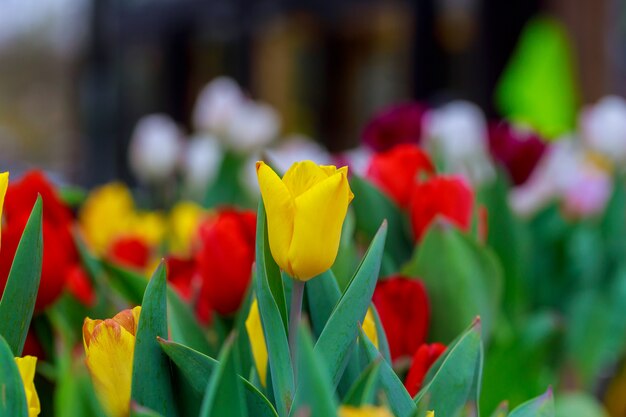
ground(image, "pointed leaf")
xmin=0 ymin=197 xmax=43 ymax=355
xmin=0 ymin=335 xmax=28 ymax=417
xmin=131 ymin=262 xmax=177 ymax=416
xmin=314 ymin=221 xmax=387 ymax=386
xmin=509 ymin=388 xmax=554 ymax=417
xmin=103 ymin=262 xmax=148 ymax=305
xmin=167 ymin=288 xmax=212 ymax=355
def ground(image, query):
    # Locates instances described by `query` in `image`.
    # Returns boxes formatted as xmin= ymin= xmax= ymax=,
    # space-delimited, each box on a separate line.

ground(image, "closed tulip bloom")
xmin=15 ymin=356 xmax=40 ymax=417
xmin=373 ymin=276 xmax=430 ymax=361
xmin=256 ymin=160 xmax=354 ymax=281
xmin=83 ymin=307 xmax=141 ymax=417
xmin=366 ymin=144 xmax=435 ymax=208
xmin=339 ymin=405 xmax=394 ymax=417
xmin=245 ymin=298 xmax=268 ymax=386
xmin=409 ymin=175 xmax=474 ymax=241
xmin=404 ymin=343 xmax=447 ymax=397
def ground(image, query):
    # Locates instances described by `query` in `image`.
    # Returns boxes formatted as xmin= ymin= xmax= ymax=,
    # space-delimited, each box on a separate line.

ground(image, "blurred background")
xmin=0 ymin=0 xmax=625 ymax=186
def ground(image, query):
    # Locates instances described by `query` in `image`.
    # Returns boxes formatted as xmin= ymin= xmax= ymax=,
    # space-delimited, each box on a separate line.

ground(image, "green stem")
xmin=288 ymin=279 xmax=305 ymax=384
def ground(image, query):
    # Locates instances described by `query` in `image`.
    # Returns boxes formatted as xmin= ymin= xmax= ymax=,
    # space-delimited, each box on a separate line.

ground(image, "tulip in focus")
xmin=195 ymin=209 xmax=256 ymax=315
xmin=15 ymin=356 xmax=41 ymax=417
xmin=83 ymin=307 xmax=141 ymax=417
xmin=405 ymin=343 xmax=447 ymax=396
xmin=338 ymin=405 xmax=395 ymax=417
xmin=245 ymin=298 xmax=268 ymax=386
xmin=129 ymin=114 xmax=183 ymax=183
xmin=366 ymin=144 xmax=435 ymax=208
xmin=409 ymin=175 xmax=474 ymax=241
xmin=256 ymin=160 xmax=354 ymax=281
xmin=372 ymin=276 xmax=430 ymax=361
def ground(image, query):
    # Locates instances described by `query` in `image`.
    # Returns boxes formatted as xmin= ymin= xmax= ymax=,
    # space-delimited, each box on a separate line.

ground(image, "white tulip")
xmin=226 ymin=101 xmax=281 ymax=153
xmin=193 ymin=77 xmax=244 ymax=135
xmin=128 ymin=114 xmax=183 ymax=183
xmin=183 ymin=134 xmax=223 ymax=193
xmin=580 ymin=95 xmax=626 ymax=162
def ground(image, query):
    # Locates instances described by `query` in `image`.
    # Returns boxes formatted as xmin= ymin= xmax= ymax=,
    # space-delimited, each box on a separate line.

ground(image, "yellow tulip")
xmin=0 ymin=172 xmax=8 ymax=249
xmin=256 ymin=161 xmax=354 ymax=281
xmin=83 ymin=307 xmax=141 ymax=417
xmin=245 ymin=298 xmax=268 ymax=386
xmin=427 ymin=412 xmax=434 ymax=417
xmin=168 ymin=201 xmax=205 ymax=256
xmin=338 ymin=405 xmax=394 ymax=417
xmin=362 ymin=308 xmax=379 ymax=350
xmin=14 ymin=356 xmax=40 ymax=417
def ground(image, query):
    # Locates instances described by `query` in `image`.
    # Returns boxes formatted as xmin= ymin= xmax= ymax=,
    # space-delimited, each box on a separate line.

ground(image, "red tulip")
xmin=409 ymin=175 xmax=474 ymax=241
xmin=66 ymin=264 xmax=96 ymax=307
xmin=0 ymin=171 xmax=79 ymax=311
xmin=404 ymin=343 xmax=447 ymax=396
xmin=166 ymin=256 xmax=212 ymax=324
xmin=488 ymin=122 xmax=547 ymax=186
xmin=372 ymin=276 xmax=430 ymax=362
xmin=195 ymin=209 xmax=256 ymax=316
xmin=362 ymin=102 xmax=427 ymax=151
xmin=366 ymin=144 xmax=435 ymax=208
xmin=107 ymin=236 xmax=152 ymax=270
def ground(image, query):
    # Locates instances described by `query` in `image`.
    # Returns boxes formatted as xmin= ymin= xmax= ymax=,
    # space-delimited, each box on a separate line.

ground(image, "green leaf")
xmin=370 ymin=305 xmax=391 ymax=364
xmin=416 ymin=319 xmax=483 ymax=417
xmin=290 ymin=324 xmax=338 ymax=417
xmin=131 ymin=403 xmax=164 ymax=417
xmin=103 ymin=262 xmax=148 ymax=305
xmin=306 ymin=269 xmax=341 ymax=338
xmin=314 ymin=221 xmax=387 ymax=387
xmin=342 ymin=359 xmax=381 ymax=406
xmin=350 ymin=175 xmax=412 ymax=267
xmin=0 ymin=197 xmax=43 ymax=355
xmin=509 ymin=388 xmax=554 ymax=417
xmin=555 ymin=393 xmax=608 ymax=417
xmin=404 ymin=221 xmax=502 ymax=343
xmin=131 ymin=263 xmax=177 ymax=417
xmin=0 ymin=335 xmax=28 ymax=417
xmin=160 ymin=338 xmax=278 ymax=417
xmin=255 ymin=203 xmax=293 ymax=416
xmin=359 ymin=328 xmax=416 ymax=417
xmin=199 ymin=337 xmax=247 ymax=417
xmin=204 ymin=151 xmax=251 ymax=208
xmin=167 ymin=288 xmax=213 ymax=356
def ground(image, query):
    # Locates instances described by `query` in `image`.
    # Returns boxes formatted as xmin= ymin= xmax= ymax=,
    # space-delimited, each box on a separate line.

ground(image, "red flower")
xmin=409 ymin=175 xmax=474 ymax=241
xmin=66 ymin=265 xmax=96 ymax=306
xmin=488 ymin=122 xmax=547 ymax=186
xmin=372 ymin=276 xmax=430 ymax=362
xmin=107 ymin=236 xmax=151 ymax=270
xmin=166 ymin=256 xmax=212 ymax=324
xmin=0 ymin=171 xmax=79 ymax=311
xmin=195 ymin=209 xmax=256 ymax=316
xmin=404 ymin=343 xmax=447 ymax=397
xmin=362 ymin=102 xmax=427 ymax=151
xmin=366 ymin=144 xmax=435 ymax=208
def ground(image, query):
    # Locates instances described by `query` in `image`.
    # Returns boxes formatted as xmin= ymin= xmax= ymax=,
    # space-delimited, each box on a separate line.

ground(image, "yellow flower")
xmin=83 ymin=307 xmax=141 ymax=417
xmin=168 ymin=201 xmax=205 ymax=256
xmin=245 ymin=298 xmax=268 ymax=386
xmin=79 ymin=183 xmax=136 ymax=254
xmin=338 ymin=405 xmax=394 ymax=417
xmin=256 ymin=161 xmax=354 ymax=281
xmin=129 ymin=211 xmax=167 ymax=248
xmin=362 ymin=308 xmax=379 ymax=350
xmin=427 ymin=412 xmax=434 ymax=417
xmin=14 ymin=356 xmax=40 ymax=417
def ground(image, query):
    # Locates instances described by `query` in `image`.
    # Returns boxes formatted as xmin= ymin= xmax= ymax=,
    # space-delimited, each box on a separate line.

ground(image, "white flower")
xmin=128 ymin=114 xmax=183 ymax=183
xmin=423 ymin=100 xmax=495 ymax=186
xmin=182 ymin=134 xmax=223 ymax=194
xmin=226 ymin=101 xmax=280 ymax=153
xmin=580 ymin=95 xmax=626 ymax=162
xmin=192 ymin=77 xmax=244 ymax=134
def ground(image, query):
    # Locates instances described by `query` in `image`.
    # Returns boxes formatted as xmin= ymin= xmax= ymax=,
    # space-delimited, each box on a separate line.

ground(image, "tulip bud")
xmin=83 ymin=307 xmax=141 ymax=417
xmin=193 ymin=77 xmax=244 ymax=134
xmin=128 ymin=114 xmax=183 ymax=183
xmin=256 ymin=160 xmax=354 ymax=281
xmin=361 ymin=102 xmax=427 ymax=151
xmin=581 ymin=96 xmax=626 ymax=162
xmin=404 ymin=343 xmax=446 ymax=397
xmin=14 ymin=356 xmax=40 ymax=417
xmin=227 ymin=101 xmax=281 ymax=153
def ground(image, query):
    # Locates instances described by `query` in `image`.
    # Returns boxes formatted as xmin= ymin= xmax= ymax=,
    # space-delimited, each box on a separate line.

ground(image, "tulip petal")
xmin=289 ymin=170 xmax=352 ymax=279
xmin=15 ymin=356 xmax=40 ymax=417
xmin=0 ymin=171 xmax=8 ymax=213
xmin=85 ymin=321 xmax=136 ymax=417
xmin=245 ymin=298 xmax=268 ymax=386
xmin=256 ymin=161 xmax=295 ymax=275
xmin=282 ymin=160 xmax=332 ymax=197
